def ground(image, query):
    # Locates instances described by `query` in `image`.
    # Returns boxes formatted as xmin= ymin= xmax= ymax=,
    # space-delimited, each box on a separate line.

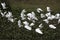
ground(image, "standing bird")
xmin=18 ymin=20 xmax=22 ymax=27
xmin=1 ymin=2 xmax=6 ymax=9
xmin=47 ymin=7 xmax=51 ymax=12
xmin=37 ymin=8 xmax=43 ymax=13
xmin=20 ymin=9 xmax=26 ymax=20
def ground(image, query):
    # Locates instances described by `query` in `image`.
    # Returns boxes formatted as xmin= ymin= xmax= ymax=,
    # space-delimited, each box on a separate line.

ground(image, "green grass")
xmin=7 ymin=0 xmax=60 ymax=12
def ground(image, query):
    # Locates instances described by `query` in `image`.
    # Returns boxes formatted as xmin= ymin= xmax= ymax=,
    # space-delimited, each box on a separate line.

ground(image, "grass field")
xmin=0 ymin=0 xmax=60 ymax=40
xmin=7 ymin=0 xmax=60 ymax=12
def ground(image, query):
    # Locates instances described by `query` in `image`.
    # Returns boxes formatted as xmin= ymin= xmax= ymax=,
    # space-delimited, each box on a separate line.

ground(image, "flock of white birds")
xmin=0 ymin=2 xmax=60 ymax=34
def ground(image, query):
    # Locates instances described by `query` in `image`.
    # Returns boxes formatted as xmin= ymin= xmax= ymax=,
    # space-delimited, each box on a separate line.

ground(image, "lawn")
xmin=7 ymin=0 xmax=60 ymax=12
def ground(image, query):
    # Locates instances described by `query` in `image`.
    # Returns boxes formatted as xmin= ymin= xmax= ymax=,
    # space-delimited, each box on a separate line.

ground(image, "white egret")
xmin=20 ymin=9 xmax=26 ymax=20
xmin=40 ymin=13 xmax=45 ymax=18
xmin=18 ymin=20 xmax=22 ymax=27
xmin=8 ymin=18 xmax=14 ymax=22
xmin=39 ymin=23 xmax=43 ymax=28
xmin=27 ymin=12 xmax=38 ymax=20
xmin=55 ymin=13 xmax=60 ymax=19
xmin=43 ymin=19 xmax=49 ymax=24
xmin=47 ymin=7 xmax=51 ymax=12
xmin=47 ymin=15 xmax=55 ymax=20
xmin=5 ymin=12 xmax=13 ymax=18
xmin=37 ymin=8 xmax=43 ymax=13
xmin=35 ymin=28 xmax=43 ymax=34
xmin=23 ymin=21 xmax=32 ymax=30
xmin=1 ymin=2 xmax=6 ymax=9
xmin=58 ymin=19 xmax=60 ymax=24
xmin=45 ymin=12 xmax=51 ymax=17
xmin=24 ymin=25 xmax=32 ymax=30
xmin=30 ymin=23 xmax=34 ymax=26
xmin=49 ymin=24 xmax=56 ymax=29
